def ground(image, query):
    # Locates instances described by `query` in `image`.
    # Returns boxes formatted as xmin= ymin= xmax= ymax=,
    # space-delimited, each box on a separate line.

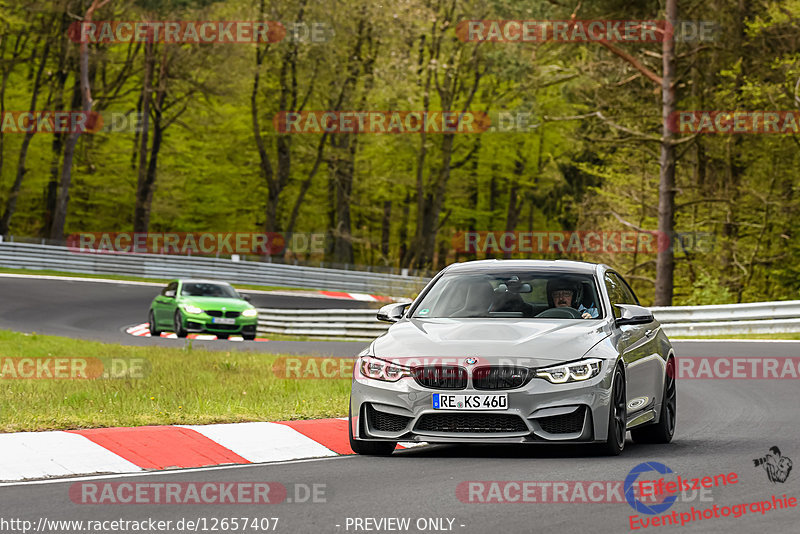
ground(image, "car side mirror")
xmin=377 ymin=302 xmax=411 ymax=323
xmin=241 ymin=294 xmax=251 ymax=302
xmin=615 ymin=304 xmax=654 ymax=326
xmin=164 ymin=290 xmax=176 ymax=298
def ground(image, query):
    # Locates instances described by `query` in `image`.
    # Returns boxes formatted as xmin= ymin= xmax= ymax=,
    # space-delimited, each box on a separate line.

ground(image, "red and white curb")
xmin=264 ymin=289 xmax=398 ymax=302
xmin=125 ymin=323 xmax=269 ymax=341
xmin=0 ymin=419 xmax=424 ymax=482
xmin=316 ymin=291 xmax=394 ymax=302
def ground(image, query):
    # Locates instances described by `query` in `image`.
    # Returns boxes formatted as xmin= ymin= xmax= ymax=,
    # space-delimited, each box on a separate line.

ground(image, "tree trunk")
xmin=329 ymin=138 xmax=355 ymax=264
xmin=142 ymin=101 xmax=164 ymax=231
xmin=324 ymin=12 xmax=375 ymax=265
xmin=43 ymin=11 xmax=74 ymax=236
xmin=417 ymin=132 xmax=455 ymax=268
xmin=502 ymin=153 xmax=525 ymax=259
xmin=43 ymin=75 xmax=69 ymax=236
xmin=285 ymin=132 xmax=328 ymax=236
xmin=718 ymin=0 xmax=749 ymax=295
xmin=485 ymin=165 xmax=500 ymax=259
xmin=0 ymin=37 xmax=50 ymax=235
xmin=0 ymin=32 xmax=28 ymax=209
xmin=654 ymin=0 xmax=677 ymax=305
xmin=380 ymin=200 xmax=391 ymax=260
xmin=463 ymin=141 xmax=480 ymax=262
xmin=133 ymin=40 xmax=154 ymax=233
xmin=51 ymin=0 xmax=107 ymax=239
xmin=406 ymin=35 xmax=430 ymax=270
xmin=398 ymin=192 xmax=410 ymax=268
xmin=251 ymin=0 xmax=276 ymax=233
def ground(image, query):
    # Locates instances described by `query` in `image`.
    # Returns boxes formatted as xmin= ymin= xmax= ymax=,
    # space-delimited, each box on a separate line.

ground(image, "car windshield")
xmin=411 ymin=271 xmax=602 ymax=319
xmin=180 ymin=282 xmax=240 ymax=298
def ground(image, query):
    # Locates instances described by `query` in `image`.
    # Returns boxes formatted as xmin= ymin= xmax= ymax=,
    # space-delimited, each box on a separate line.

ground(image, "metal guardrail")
xmin=649 ymin=301 xmax=800 ymax=323
xmin=0 ymin=242 xmax=429 ymax=296
xmin=661 ymin=319 xmax=800 ymax=337
xmin=257 ymin=301 xmax=800 ymax=340
xmin=2 ymin=240 xmax=795 ymax=339
xmin=257 ymin=309 xmax=385 ymax=340
xmin=652 ymin=301 xmax=800 ymax=337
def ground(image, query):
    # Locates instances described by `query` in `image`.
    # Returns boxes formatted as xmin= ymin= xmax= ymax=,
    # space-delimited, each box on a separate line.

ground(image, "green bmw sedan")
xmin=148 ymin=279 xmax=258 ymax=340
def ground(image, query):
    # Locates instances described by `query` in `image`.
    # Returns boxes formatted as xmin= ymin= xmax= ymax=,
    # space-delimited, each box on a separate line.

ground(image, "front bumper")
xmin=181 ymin=312 xmax=258 ymax=335
xmin=350 ymin=361 xmax=615 ymax=444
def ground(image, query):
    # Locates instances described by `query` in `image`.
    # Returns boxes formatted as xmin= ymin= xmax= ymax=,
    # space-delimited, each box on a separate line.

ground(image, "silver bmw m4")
xmin=349 ymin=260 xmax=676 ymax=456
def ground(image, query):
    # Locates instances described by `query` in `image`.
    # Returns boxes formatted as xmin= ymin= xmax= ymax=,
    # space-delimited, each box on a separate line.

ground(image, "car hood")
xmin=177 ymin=296 xmax=252 ymax=310
xmin=371 ymin=318 xmax=610 ymax=366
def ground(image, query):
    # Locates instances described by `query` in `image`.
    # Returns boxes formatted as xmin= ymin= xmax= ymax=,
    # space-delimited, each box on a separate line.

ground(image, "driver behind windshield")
xmin=547 ymin=279 xmax=598 ymax=319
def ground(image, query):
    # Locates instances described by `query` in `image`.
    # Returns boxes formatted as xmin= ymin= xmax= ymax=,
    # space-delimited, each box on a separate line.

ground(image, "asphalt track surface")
xmin=0 ymin=275 xmax=369 ymax=355
xmin=1 ymin=276 xmax=800 ymax=533
xmin=2 ymin=349 xmax=799 ymax=534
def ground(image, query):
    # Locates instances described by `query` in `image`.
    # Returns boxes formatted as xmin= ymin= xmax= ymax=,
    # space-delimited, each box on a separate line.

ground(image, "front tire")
xmin=598 ymin=365 xmax=626 ymax=456
xmin=173 ymin=311 xmax=188 ymax=338
xmin=631 ymin=358 xmax=676 ymax=444
xmin=148 ymin=311 xmax=161 ymax=336
xmin=348 ymin=406 xmax=396 ymax=456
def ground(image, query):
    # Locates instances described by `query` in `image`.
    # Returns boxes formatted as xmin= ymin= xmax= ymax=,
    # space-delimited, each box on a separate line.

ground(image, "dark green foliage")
xmin=0 ymin=0 xmax=798 ymax=304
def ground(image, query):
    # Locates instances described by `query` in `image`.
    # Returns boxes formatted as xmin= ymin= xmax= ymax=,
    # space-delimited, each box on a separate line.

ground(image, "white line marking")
xmin=0 ymin=273 xmax=163 ymax=286
xmin=0 ymin=455 xmax=356 ymax=487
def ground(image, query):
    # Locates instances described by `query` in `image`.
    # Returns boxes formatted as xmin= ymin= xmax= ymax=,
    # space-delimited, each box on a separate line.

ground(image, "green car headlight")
xmin=536 ymin=358 xmax=603 ymax=384
xmin=182 ymin=304 xmax=203 ymax=314
xmin=241 ymin=308 xmax=258 ymax=318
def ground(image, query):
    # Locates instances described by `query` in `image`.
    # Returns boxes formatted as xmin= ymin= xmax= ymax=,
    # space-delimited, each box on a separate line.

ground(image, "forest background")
xmin=1 ymin=0 xmax=799 ymax=306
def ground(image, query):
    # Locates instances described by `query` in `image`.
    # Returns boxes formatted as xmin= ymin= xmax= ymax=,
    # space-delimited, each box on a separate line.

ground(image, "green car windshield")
xmin=180 ymin=282 xmax=240 ymax=298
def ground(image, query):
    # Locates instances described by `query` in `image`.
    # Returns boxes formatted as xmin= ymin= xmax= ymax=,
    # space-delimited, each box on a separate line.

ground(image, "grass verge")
xmin=260 ymin=332 xmax=371 ymax=342
xmin=0 ymin=329 xmax=351 ymax=432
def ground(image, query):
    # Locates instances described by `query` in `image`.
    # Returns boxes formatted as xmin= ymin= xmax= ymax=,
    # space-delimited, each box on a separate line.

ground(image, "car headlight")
xmin=536 ymin=358 xmax=603 ymax=384
xmin=182 ymin=304 xmax=203 ymax=314
xmin=241 ymin=308 xmax=258 ymax=317
xmin=359 ymin=356 xmax=413 ymax=382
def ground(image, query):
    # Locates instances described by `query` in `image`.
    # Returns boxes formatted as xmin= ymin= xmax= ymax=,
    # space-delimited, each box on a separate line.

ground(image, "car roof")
xmin=443 ymin=259 xmax=605 ymax=275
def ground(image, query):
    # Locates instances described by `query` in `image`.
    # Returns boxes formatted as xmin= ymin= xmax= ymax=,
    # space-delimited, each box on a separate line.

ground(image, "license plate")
xmin=432 ymin=393 xmax=507 ymax=410
xmin=212 ymin=317 xmax=236 ymax=325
